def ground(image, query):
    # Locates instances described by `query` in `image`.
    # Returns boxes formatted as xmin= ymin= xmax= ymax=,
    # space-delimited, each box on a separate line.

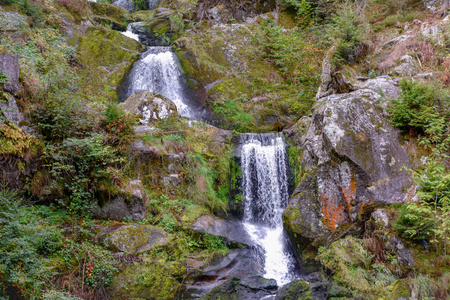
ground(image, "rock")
xmin=315 ymin=42 xmax=337 ymax=100
xmin=389 ymin=279 xmax=410 ymax=300
xmin=0 ymin=54 xmax=20 ymax=94
xmin=357 ymin=78 xmax=401 ymax=99
xmin=112 ymin=0 xmax=160 ymax=13
xmin=422 ymin=23 xmax=445 ymax=45
xmin=392 ymin=55 xmax=417 ymax=77
xmin=183 ymin=248 xmax=266 ymax=299
xmin=415 ymin=73 xmax=433 ymax=78
xmin=284 ymin=87 xmax=413 ymax=249
xmin=93 ymin=180 xmax=146 ymax=221
xmin=275 ymin=280 xmax=312 ymax=300
xmin=89 ymin=2 xmax=130 ymax=30
xmin=190 ymin=215 xmax=253 ymax=246
xmin=102 ymin=225 xmax=170 ymax=254
xmin=0 ymin=94 xmax=24 ymax=127
xmin=121 ymin=91 xmax=178 ymax=124
xmin=383 ymin=35 xmax=412 ymax=49
xmin=386 ymin=236 xmax=416 ymax=267
xmin=372 ymin=209 xmax=389 ymax=227
xmin=163 ymin=174 xmax=180 ymax=188
xmin=110 ymin=258 xmax=184 ymax=300
xmin=200 ymin=276 xmax=277 ymax=300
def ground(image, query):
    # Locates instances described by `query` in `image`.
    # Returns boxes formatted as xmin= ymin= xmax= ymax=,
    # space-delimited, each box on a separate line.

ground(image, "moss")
xmin=76 ymin=27 xmax=144 ymax=99
xmin=89 ymin=2 xmax=130 ymax=26
xmin=389 ymin=279 xmax=410 ymax=299
xmin=110 ymin=258 xmax=185 ymax=300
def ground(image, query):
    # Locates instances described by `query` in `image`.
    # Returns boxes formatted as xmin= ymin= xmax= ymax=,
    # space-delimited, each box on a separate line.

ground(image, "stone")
xmin=0 ymin=54 xmax=20 ymax=94
xmin=372 ymin=209 xmax=389 ymax=227
xmin=121 ymin=91 xmax=179 ymax=124
xmin=101 ymin=225 xmax=170 ymax=254
xmin=357 ymin=77 xmax=401 ymax=99
xmin=163 ymin=174 xmax=180 ymax=187
xmin=93 ymin=181 xmax=146 ymax=221
xmin=0 ymin=94 xmax=24 ymax=126
xmin=183 ymin=248 xmax=266 ymax=299
xmin=284 ymin=87 xmax=414 ymax=249
xmin=200 ymin=276 xmax=277 ymax=300
xmin=112 ymin=0 xmax=160 ymax=13
xmin=392 ymin=55 xmax=417 ymax=77
xmin=190 ymin=215 xmax=253 ymax=246
xmin=382 ymin=35 xmax=412 ymax=49
xmin=415 ymin=73 xmax=433 ymax=78
xmin=275 ymin=280 xmax=312 ymax=300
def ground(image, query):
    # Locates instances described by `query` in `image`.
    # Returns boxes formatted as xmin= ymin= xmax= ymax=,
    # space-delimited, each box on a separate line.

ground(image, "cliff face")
xmin=283 ymin=80 xmax=414 ymax=249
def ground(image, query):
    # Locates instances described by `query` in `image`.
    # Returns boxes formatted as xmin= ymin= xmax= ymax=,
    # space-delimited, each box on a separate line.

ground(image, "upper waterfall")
xmin=119 ymin=47 xmax=198 ymax=119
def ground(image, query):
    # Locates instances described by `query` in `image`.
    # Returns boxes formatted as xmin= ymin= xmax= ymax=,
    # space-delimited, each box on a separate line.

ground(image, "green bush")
xmin=0 ymin=189 xmax=62 ymax=298
xmin=388 ymin=80 xmax=450 ymax=152
xmin=327 ymin=1 xmax=365 ymax=65
xmin=213 ymin=99 xmax=254 ymax=132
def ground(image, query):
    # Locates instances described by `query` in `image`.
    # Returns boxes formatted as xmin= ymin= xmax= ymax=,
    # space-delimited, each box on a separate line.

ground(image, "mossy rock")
xmin=110 ymin=258 xmax=185 ymax=300
xmin=89 ymin=2 xmax=130 ymax=26
xmin=388 ymin=279 xmax=410 ymax=299
xmin=101 ymin=225 xmax=171 ymax=254
xmin=275 ymin=280 xmax=312 ymax=300
xmin=76 ymin=26 xmax=144 ymax=99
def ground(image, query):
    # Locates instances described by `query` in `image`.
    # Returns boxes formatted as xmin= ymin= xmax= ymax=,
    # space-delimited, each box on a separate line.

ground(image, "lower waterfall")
xmin=240 ymin=133 xmax=298 ymax=286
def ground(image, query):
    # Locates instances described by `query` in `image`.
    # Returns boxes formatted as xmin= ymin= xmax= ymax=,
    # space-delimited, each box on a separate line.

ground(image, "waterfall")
xmin=120 ymin=47 xmax=197 ymax=119
xmin=120 ymin=24 xmax=140 ymax=42
xmin=240 ymin=133 xmax=298 ymax=286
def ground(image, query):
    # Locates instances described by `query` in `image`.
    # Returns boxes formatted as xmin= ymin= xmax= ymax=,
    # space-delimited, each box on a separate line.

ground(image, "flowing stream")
xmin=240 ymin=133 xmax=298 ymax=286
xmin=120 ymin=47 xmax=198 ymax=119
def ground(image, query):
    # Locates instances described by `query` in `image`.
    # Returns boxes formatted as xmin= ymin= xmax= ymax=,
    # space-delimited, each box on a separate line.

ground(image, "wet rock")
xmin=101 ymin=225 xmax=170 ymax=254
xmin=200 ymin=276 xmax=277 ymax=300
xmin=183 ymin=248 xmax=264 ymax=299
xmin=190 ymin=215 xmax=253 ymax=246
xmin=284 ymin=87 xmax=413 ymax=249
xmin=93 ymin=180 xmax=146 ymax=221
xmin=121 ymin=91 xmax=179 ymax=124
xmin=275 ymin=280 xmax=312 ymax=300
xmin=0 ymin=54 xmax=20 ymax=94
xmin=392 ymin=55 xmax=417 ymax=77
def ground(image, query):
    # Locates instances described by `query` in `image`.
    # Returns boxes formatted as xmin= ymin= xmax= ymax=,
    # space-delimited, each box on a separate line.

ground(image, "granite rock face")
xmin=284 ymin=85 xmax=414 ymax=249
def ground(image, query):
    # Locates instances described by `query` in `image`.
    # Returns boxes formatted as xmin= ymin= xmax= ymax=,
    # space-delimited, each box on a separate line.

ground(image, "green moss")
xmin=389 ymin=279 xmax=410 ymax=299
xmin=110 ymin=259 xmax=185 ymax=300
xmin=76 ymin=27 xmax=144 ymax=99
xmin=89 ymin=2 xmax=130 ymax=26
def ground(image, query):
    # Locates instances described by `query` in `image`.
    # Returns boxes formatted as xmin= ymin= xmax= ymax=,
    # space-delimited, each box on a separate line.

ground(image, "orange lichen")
xmin=342 ymin=174 xmax=356 ymax=216
xmin=321 ymin=192 xmax=348 ymax=231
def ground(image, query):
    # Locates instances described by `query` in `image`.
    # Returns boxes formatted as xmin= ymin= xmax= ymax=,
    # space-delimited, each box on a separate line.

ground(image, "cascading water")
xmin=120 ymin=24 xmax=140 ymax=42
xmin=240 ymin=133 xmax=298 ymax=286
xmin=120 ymin=47 xmax=197 ymax=119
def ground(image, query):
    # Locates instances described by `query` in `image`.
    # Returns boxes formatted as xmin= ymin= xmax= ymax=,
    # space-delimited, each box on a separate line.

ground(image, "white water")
xmin=240 ymin=133 xmax=298 ymax=286
xmin=121 ymin=24 xmax=140 ymax=42
xmin=121 ymin=47 xmax=196 ymax=119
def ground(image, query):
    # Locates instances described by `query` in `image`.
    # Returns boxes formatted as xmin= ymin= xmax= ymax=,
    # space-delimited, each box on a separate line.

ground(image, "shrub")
xmin=0 ymin=189 xmax=62 ymax=298
xmin=327 ymin=1 xmax=365 ymax=65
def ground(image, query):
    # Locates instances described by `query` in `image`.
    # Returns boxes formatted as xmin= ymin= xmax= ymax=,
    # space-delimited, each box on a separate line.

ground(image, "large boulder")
xmin=392 ymin=55 xmax=417 ymax=77
xmin=284 ymin=85 xmax=414 ymax=249
xmin=121 ymin=91 xmax=178 ymax=124
xmin=101 ymin=225 xmax=171 ymax=254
